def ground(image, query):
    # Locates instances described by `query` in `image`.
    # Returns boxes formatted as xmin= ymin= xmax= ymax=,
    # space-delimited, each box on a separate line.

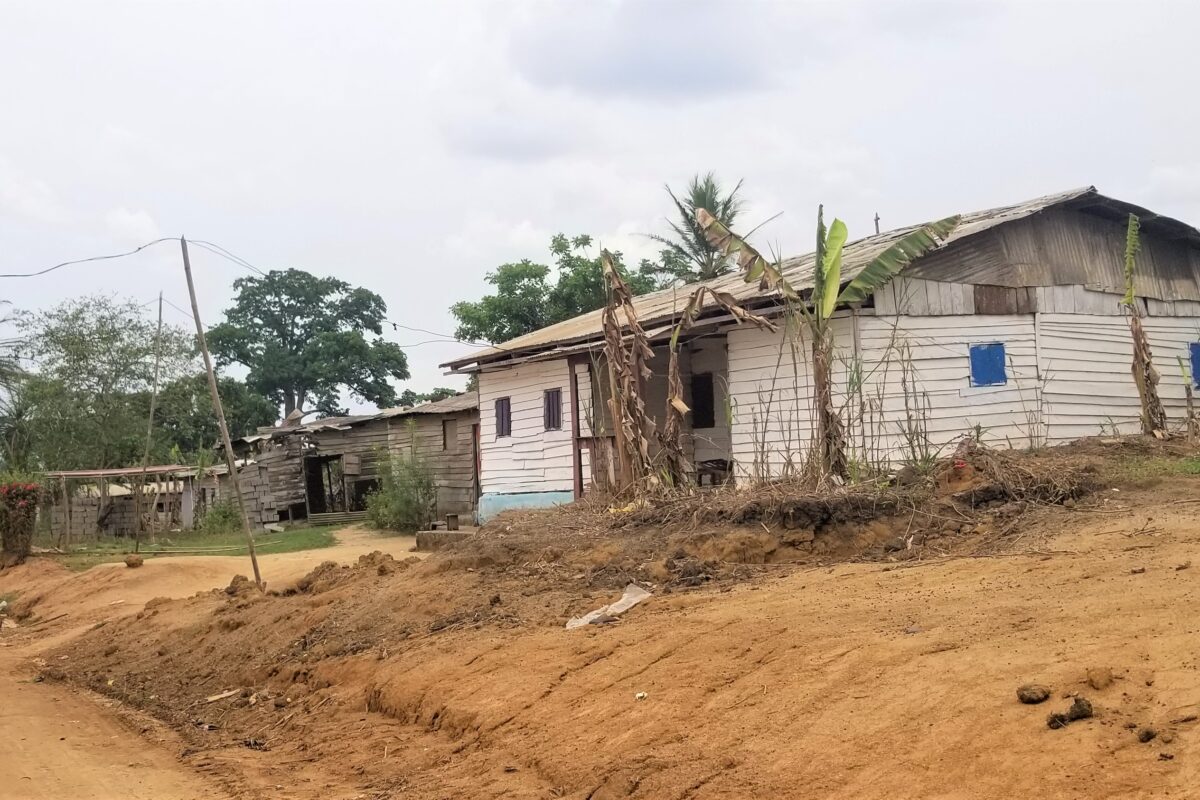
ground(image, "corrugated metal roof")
xmin=46 ymin=465 xmax=191 ymax=479
xmin=380 ymin=392 xmax=478 ymax=417
xmin=442 ymin=187 xmax=1200 ymax=371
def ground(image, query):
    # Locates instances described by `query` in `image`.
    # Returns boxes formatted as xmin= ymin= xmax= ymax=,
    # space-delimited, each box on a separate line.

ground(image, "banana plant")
xmin=696 ymin=207 xmax=960 ymax=477
xmin=1121 ymin=213 xmax=1168 ymax=436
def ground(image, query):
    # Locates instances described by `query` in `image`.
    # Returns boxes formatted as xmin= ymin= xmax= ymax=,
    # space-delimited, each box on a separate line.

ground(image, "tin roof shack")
xmin=45 ymin=465 xmax=196 ymax=545
xmin=229 ymin=393 xmax=480 ymax=526
xmin=441 ymin=187 xmax=1200 ymax=521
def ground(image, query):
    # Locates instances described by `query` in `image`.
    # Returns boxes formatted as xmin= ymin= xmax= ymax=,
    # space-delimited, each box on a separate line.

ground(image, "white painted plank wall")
xmin=855 ymin=315 xmax=1042 ymax=460
xmin=478 ymin=360 xmax=574 ymax=494
xmin=1038 ymin=314 xmax=1200 ymax=442
xmin=725 ymin=316 xmax=854 ymax=480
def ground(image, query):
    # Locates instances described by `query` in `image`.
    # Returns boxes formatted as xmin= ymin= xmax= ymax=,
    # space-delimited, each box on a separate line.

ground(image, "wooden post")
xmin=181 ymin=236 xmax=264 ymax=590
xmin=135 ymin=292 xmax=164 ymax=552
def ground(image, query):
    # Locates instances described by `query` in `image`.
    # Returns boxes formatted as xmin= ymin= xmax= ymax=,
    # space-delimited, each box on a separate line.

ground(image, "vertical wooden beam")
xmin=181 ymin=236 xmax=264 ymax=589
xmin=567 ymin=354 xmax=586 ymax=499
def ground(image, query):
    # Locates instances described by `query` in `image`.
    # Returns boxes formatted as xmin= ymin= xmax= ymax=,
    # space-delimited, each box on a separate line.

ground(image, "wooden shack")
xmin=229 ymin=392 xmax=480 ymax=525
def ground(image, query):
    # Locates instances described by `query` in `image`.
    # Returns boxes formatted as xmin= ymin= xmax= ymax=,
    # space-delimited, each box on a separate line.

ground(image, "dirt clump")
xmin=1087 ymin=666 xmax=1115 ymax=690
xmin=124 ymin=554 xmax=144 ymax=568
xmin=224 ymin=574 xmax=256 ymax=596
xmin=1017 ymin=684 xmax=1051 ymax=704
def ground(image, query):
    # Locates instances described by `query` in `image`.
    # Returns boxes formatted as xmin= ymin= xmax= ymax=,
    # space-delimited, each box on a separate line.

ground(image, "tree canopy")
xmin=206 ymin=268 xmax=409 ymax=416
xmin=14 ymin=296 xmax=195 ymax=470
xmin=642 ymin=172 xmax=746 ymax=286
xmin=451 ymin=234 xmax=657 ymax=344
xmin=8 ymin=295 xmax=277 ymax=470
xmin=397 ymin=387 xmax=459 ymax=407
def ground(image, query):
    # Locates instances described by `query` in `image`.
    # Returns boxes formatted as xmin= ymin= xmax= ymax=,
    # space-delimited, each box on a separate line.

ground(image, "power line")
xmin=187 ymin=239 xmax=268 ymax=277
xmin=2 ymin=235 xmax=509 ymax=353
xmin=0 ymin=237 xmax=177 ymax=278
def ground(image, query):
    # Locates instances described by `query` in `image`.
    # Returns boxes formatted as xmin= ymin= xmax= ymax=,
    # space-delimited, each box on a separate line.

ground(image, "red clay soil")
xmin=5 ymin=443 xmax=1200 ymax=799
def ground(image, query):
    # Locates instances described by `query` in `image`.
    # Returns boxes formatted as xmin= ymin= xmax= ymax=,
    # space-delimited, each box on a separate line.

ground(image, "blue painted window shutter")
xmin=1190 ymin=342 xmax=1200 ymax=387
xmin=969 ymin=342 xmax=1006 ymax=386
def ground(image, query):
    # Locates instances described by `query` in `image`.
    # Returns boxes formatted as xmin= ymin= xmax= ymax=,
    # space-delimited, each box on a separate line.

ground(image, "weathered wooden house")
xmin=443 ymin=187 xmax=1200 ymax=520
xmin=230 ymin=392 xmax=480 ymax=525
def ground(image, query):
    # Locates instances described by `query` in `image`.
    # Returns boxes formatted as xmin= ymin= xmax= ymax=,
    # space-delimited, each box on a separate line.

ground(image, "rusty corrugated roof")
xmin=441 ymin=187 xmax=1200 ymax=371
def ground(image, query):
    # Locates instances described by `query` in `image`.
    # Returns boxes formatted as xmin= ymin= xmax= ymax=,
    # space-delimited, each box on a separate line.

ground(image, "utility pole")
xmin=874 ymin=213 xmax=881 ymax=235
xmin=134 ymin=291 xmax=164 ymax=553
xmin=181 ymin=237 xmax=264 ymax=590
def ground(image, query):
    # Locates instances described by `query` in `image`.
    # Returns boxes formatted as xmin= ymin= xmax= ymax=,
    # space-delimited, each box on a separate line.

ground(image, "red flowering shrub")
xmin=0 ymin=480 xmax=41 ymax=567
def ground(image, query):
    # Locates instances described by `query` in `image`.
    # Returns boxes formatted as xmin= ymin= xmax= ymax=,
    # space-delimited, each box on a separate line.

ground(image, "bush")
xmin=0 ymin=473 xmax=41 ymax=566
xmin=367 ymin=451 xmax=436 ymax=533
xmin=196 ymin=499 xmax=241 ymax=535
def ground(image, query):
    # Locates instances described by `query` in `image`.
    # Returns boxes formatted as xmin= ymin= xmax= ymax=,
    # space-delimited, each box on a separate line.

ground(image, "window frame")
xmin=1190 ymin=342 xmax=1200 ymax=388
xmin=494 ymin=397 xmax=512 ymax=438
xmin=442 ymin=417 xmax=457 ymax=451
xmin=543 ymin=387 xmax=563 ymax=431
xmin=968 ymin=342 xmax=1007 ymax=387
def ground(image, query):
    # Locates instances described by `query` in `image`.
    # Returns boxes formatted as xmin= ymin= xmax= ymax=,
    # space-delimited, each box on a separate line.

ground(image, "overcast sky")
xmin=2 ymin=0 xmax=1198 ymax=410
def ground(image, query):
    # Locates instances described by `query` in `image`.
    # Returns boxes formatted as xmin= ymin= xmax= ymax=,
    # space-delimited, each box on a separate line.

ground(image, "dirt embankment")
xmin=9 ymin=440 xmax=1200 ymax=799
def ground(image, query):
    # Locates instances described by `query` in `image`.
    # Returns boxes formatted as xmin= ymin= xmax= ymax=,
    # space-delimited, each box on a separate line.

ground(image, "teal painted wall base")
xmin=478 ymin=491 xmax=575 ymax=523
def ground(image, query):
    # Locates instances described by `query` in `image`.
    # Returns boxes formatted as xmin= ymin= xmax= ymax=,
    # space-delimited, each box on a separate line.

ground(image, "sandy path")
xmin=3 ymin=527 xmax=422 ymax=621
xmin=0 ymin=527 xmax=423 ymax=800
xmin=0 ymin=646 xmax=228 ymax=800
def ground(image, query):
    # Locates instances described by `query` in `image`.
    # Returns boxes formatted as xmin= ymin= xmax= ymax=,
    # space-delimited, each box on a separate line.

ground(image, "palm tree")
xmin=645 ymin=173 xmax=745 ymax=286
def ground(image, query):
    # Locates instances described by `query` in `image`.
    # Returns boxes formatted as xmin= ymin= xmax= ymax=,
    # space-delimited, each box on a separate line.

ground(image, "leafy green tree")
xmin=643 ymin=172 xmax=746 ymax=286
xmin=397 ymin=387 xmax=459 ymax=407
xmin=150 ymin=375 xmax=278 ymax=458
xmin=15 ymin=296 xmax=196 ymax=470
xmin=206 ymin=269 xmax=409 ymax=416
xmin=452 ymin=235 xmax=656 ymax=344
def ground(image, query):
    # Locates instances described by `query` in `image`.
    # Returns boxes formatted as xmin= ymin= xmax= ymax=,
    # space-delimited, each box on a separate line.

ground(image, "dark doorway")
xmin=304 ymin=455 xmax=346 ymax=514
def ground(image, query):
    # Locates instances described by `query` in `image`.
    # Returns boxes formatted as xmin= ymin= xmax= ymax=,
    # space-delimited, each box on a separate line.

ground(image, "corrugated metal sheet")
xmin=443 ymin=186 xmax=1200 ymax=371
xmin=379 ymin=391 xmax=478 ymax=417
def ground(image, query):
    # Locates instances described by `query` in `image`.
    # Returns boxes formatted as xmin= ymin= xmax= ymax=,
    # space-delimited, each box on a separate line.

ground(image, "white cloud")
xmin=103 ymin=207 xmax=161 ymax=244
xmin=1 ymin=0 xmax=1198 ymax=406
xmin=0 ymin=157 xmax=65 ymax=223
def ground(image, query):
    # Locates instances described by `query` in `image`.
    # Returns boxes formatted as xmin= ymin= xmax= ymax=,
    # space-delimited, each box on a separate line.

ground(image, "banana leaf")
xmin=837 ymin=215 xmax=960 ymax=306
xmin=818 ymin=218 xmax=848 ymax=321
xmin=1122 ymin=213 xmax=1140 ymax=307
xmin=695 ymin=208 xmax=796 ymax=299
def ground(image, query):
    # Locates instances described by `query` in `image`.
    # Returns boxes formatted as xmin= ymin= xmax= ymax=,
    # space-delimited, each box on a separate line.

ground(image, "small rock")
xmin=124 ymin=554 xmax=144 ymax=568
xmin=273 ymin=697 xmax=287 ymax=709
xmin=1131 ymin=567 xmax=1146 ymax=575
xmin=1138 ymin=727 xmax=1157 ymax=743
xmin=1159 ymin=753 xmax=1174 ymax=761
xmin=1063 ymin=498 xmax=1076 ymax=509
xmin=903 ymin=624 xmax=922 ymax=635
xmin=635 ymin=691 xmax=648 ymax=701
xmin=1067 ymin=696 xmax=1094 ymax=721
xmin=1161 ymin=731 xmax=1175 ymax=744
xmin=1087 ymin=667 xmax=1114 ymax=691
xmin=489 ymin=594 xmax=502 ymax=606
xmin=1017 ymin=684 xmax=1051 ymax=704
xmin=1176 ymin=561 xmax=1191 ymax=571
xmin=1047 ymin=712 xmax=1072 ymax=729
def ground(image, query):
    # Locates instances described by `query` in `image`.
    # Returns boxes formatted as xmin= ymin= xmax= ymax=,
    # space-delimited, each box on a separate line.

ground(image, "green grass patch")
xmin=48 ymin=526 xmax=338 ymax=571
xmin=1106 ymin=454 xmax=1200 ymax=482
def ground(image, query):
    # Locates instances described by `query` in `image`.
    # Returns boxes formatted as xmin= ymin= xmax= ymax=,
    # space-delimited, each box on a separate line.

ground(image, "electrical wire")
xmin=0 ymin=237 xmax=177 ymax=278
xmin=1 ymin=235 xmax=510 ymax=355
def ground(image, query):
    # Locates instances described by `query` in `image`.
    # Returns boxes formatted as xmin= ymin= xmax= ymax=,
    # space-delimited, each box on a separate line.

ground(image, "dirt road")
xmin=0 ymin=528 xmax=421 ymax=800
xmin=0 ymin=643 xmax=228 ymax=800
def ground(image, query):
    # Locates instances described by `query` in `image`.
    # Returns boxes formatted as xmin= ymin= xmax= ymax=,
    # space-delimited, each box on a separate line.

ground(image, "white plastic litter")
xmin=565 ymin=584 xmax=651 ymax=630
